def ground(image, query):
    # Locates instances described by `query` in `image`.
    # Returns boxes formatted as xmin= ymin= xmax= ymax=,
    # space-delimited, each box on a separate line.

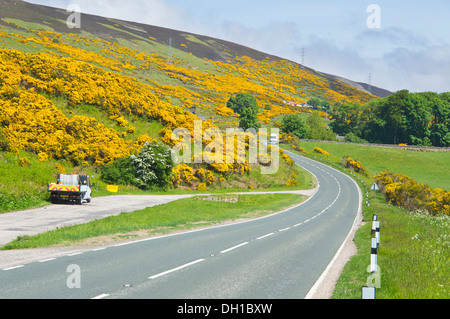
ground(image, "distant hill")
xmin=320 ymin=72 xmax=392 ymax=98
xmin=0 ymin=0 xmax=390 ymax=167
xmin=0 ymin=0 xmax=390 ymax=98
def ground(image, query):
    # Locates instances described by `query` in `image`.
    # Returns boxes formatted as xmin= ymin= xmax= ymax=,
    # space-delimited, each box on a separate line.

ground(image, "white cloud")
xmin=212 ymin=21 xmax=302 ymax=55
xmin=380 ymin=45 xmax=450 ymax=92
xmin=34 ymin=0 xmax=189 ymax=29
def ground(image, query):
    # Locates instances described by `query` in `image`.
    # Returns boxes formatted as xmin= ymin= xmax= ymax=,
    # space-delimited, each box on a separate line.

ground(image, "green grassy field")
xmin=297 ymin=141 xmax=450 ymax=190
xmin=1 ymin=193 xmax=306 ymax=249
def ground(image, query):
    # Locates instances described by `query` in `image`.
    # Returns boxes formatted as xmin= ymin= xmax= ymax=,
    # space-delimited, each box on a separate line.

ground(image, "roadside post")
xmin=371 ymin=182 xmax=379 ymax=199
xmin=363 ymin=214 xmax=381 ymax=298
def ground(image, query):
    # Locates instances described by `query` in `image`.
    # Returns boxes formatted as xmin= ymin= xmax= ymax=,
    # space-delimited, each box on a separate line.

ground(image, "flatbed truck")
xmin=48 ymin=174 xmax=92 ymax=205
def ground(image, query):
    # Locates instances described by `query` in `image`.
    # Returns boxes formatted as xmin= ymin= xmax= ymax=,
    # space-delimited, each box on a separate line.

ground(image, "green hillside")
xmin=0 ymin=0 xmax=376 ymax=211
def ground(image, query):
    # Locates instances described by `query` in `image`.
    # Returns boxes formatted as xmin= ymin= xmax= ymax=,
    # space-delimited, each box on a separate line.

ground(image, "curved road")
xmin=0 ymin=152 xmax=361 ymax=299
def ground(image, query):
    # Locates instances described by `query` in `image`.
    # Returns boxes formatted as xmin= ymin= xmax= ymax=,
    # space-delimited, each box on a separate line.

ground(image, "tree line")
xmin=227 ymin=91 xmax=449 ymax=148
xmin=330 ymin=90 xmax=450 ymax=147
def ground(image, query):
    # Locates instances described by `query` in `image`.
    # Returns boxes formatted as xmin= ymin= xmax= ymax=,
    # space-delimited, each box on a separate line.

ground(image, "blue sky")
xmin=26 ymin=0 xmax=450 ymax=93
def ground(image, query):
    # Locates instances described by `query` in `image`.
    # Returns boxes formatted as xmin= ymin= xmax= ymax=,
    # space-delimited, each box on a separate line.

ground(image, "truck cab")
xmin=269 ymin=133 xmax=279 ymax=145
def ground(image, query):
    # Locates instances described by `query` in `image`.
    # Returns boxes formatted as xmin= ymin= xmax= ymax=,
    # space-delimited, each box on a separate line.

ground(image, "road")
xmin=0 ymin=152 xmax=361 ymax=299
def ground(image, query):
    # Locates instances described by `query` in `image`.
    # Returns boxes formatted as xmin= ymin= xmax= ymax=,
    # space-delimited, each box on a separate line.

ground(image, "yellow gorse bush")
xmin=312 ymin=147 xmax=330 ymax=156
xmin=375 ymin=171 xmax=450 ymax=215
xmin=342 ymin=156 xmax=368 ymax=177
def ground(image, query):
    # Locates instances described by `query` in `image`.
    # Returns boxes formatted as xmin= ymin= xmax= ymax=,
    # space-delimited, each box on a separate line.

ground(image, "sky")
xmin=25 ymin=0 xmax=450 ymax=93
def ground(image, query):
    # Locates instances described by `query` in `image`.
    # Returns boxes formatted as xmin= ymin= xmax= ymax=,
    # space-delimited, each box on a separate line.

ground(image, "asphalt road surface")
xmin=0 ymin=152 xmax=361 ymax=299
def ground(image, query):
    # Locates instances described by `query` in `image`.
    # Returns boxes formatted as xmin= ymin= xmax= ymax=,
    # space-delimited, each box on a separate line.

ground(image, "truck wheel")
xmin=78 ymin=197 xmax=83 ymax=205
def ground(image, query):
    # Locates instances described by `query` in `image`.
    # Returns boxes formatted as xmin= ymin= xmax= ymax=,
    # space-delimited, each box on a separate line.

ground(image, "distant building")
xmin=282 ymin=100 xmax=312 ymax=108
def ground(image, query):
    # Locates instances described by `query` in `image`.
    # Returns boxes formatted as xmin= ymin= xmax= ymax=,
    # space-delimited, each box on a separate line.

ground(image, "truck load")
xmin=48 ymin=174 xmax=92 ymax=205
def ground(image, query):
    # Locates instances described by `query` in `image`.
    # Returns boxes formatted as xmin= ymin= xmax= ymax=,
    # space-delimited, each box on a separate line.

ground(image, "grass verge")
xmin=332 ymin=193 xmax=449 ymax=299
xmin=283 ymin=142 xmax=449 ymax=299
xmin=0 ymin=193 xmax=306 ymax=250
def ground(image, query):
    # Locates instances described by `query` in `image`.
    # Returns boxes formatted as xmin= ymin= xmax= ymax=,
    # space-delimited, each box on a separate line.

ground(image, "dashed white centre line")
xmin=256 ymin=232 xmax=274 ymax=240
xmin=220 ymin=242 xmax=249 ymax=254
xmin=149 ymin=258 xmax=205 ymax=279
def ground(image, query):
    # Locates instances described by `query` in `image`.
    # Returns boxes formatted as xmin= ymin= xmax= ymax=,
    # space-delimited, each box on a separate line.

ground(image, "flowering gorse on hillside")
xmin=0 ymin=25 xmax=374 ymax=191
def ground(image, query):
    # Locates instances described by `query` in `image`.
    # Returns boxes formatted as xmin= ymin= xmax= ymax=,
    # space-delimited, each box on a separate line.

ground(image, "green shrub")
xmin=100 ymin=156 xmax=136 ymax=186
xmin=281 ymin=114 xmax=308 ymax=138
xmin=130 ymin=141 xmax=174 ymax=190
xmin=101 ymin=141 xmax=174 ymax=190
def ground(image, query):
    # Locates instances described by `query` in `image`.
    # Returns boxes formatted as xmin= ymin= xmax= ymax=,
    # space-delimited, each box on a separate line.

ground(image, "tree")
xmin=239 ymin=106 xmax=261 ymax=131
xmin=378 ymin=90 xmax=409 ymax=144
xmin=430 ymin=93 xmax=450 ymax=146
xmin=227 ymin=93 xmax=260 ymax=131
xmin=329 ymin=90 xmax=450 ymax=147
xmin=329 ymin=102 xmax=362 ymax=136
xmin=227 ymin=93 xmax=259 ymax=115
xmin=403 ymin=92 xmax=432 ymax=146
xmin=308 ymin=97 xmax=330 ymax=111
xmin=281 ymin=114 xmax=308 ymax=138
xmin=306 ymin=111 xmax=336 ymax=140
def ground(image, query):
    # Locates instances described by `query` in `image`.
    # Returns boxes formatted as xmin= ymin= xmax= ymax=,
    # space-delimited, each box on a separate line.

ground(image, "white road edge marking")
xmin=2 ymin=265 xmax=24 ymax=271
xmin=149 ymin=258 xmax=205 ymax=280
xmin=220 ymin=242 xmax=249 ymax=254
xmin=38 ymin=258 xmax=56 ymax=263
xmin=66 ymin=252 xmax=83 ymax=256
xmin=92 ymin=293 xmax=110 ymax=299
